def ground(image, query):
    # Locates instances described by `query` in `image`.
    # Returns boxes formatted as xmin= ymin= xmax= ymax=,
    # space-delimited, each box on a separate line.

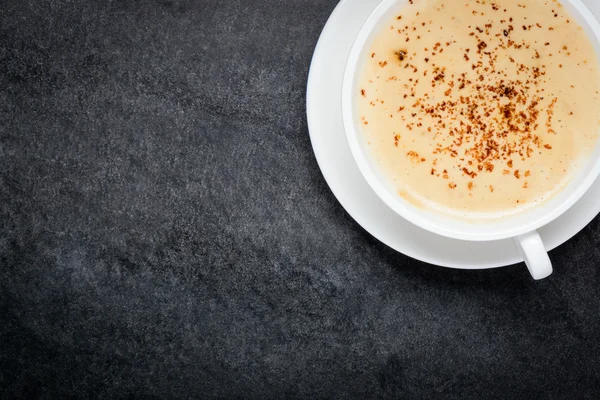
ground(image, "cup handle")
xmin=514 ymin=231 xmax=553 ymax=280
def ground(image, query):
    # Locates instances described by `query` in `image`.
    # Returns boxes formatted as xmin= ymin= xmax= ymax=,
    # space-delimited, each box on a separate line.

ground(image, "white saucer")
xmin=306 ymin=0 xmax=600 ymax=269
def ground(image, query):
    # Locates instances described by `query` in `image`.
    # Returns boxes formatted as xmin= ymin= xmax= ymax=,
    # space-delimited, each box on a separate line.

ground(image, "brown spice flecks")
xmin=396 ymin=49 xmax=408 ymax=61
xmin=449 ymin=182 xmax=457 ymax=189
xmin=407 ymin=150 xmax=421 ymax=161
xmin=361 ymin=89 xmax=366 ymax=97
xmin=462 ymin=168 xmax=477 ymax=178
xmin=477 ymin=40 xmax=488 ymax=53
xmin=365 ymin=2 xmax=571 ymax=194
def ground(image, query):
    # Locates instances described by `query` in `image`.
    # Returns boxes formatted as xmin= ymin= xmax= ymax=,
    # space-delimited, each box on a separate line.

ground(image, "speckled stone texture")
xmin=2 ymin=0 xmax=600 ymax=398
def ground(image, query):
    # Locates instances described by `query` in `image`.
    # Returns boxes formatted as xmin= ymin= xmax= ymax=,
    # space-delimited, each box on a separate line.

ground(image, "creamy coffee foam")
xmin=357 ymin=0 xmax=600 ymax=218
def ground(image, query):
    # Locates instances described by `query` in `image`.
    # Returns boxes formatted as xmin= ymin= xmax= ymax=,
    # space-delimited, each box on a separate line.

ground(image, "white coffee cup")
xmin=342 ymin=0 xmax=600 ymax=280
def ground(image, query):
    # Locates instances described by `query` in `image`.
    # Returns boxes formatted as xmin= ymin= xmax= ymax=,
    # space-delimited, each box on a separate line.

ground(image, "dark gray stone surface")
xmin=2 ymin=0 xmax=600 ymax=398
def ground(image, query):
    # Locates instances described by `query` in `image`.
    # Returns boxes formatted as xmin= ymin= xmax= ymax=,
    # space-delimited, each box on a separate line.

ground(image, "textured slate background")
xmin=2 ymin=0 xmax=600 ymax=398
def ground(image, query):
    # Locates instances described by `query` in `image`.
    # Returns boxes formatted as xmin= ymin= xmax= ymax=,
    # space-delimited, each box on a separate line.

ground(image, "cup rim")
xmin=341 ymin=0 xmax=600 ymax=242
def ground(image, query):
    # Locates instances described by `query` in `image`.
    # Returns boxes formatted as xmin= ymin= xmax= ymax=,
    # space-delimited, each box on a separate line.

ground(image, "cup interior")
xmin=342 ymin=0 xmax=600 ymax=241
